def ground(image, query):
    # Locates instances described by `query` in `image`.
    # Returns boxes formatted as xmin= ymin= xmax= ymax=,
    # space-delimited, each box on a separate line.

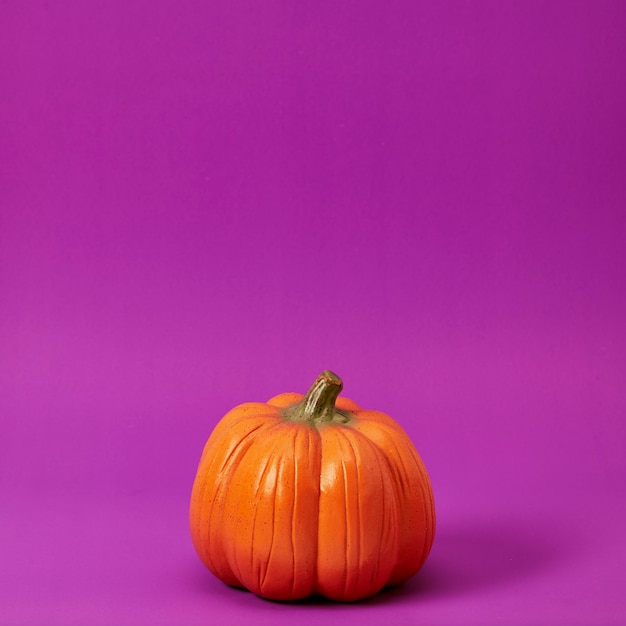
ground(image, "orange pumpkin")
xmin=189 ymin=370 xmax=435 ymax=602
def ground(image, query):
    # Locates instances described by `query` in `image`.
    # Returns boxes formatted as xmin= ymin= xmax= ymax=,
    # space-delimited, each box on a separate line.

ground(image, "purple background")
xmin=2 ymin=1 xmax=625 ymax=624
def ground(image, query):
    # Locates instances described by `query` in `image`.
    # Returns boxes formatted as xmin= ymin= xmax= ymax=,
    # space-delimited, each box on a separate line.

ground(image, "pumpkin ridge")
xmin=289 ymin=429 xmax=298 ymax=598
xmin=198 ymin=420 xmax=272 ymax=584
xmin=215 ymin=420 xmax=270 ymax=477
xmin=339 ymin=441 xmax=350 ymax=599
xmin=249 ymin=436 xmax=281 ymax=590
xmin=196 ymin=413 xmax=285 ymax=584
xmin=396 ymin=438 xmax=435 ymax=570
xmin=373 ymin=437 xmax=400 ymax=590
xmin=258 ymin=427 xmax=295 ymax=595
xmin=340 ymin=429 xmax=361 ymax=598
xmin=398 ymin=439 xmax=429 ymax=578
xmin=346 ymin=419 xmax=423 ymax=588
xmin=343 ymin=425 xmax=401 ymax=597
xmin=291 ymin=423 xmax=321 ymax=599
xmin=231 ymin=421 xmax=287 ymax=593
xmin=414 ymin=452 xmax=436 ymax=568
xmin=291 ymin=426 xmax=310 ymax=597
xmin=374 ymin=458 xmax=390 ymax=589
xmin=365 ymin=422 xmax=411 ymax=498
xmin=199 ymin=403 xmax=273 ymax=462
xmin=258 ymin=457 xmax=280 ymax=594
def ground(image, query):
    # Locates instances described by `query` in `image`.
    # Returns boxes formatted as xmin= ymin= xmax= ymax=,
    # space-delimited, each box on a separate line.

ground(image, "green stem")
xmin=290 ymin=370 xmax=344 ymax=423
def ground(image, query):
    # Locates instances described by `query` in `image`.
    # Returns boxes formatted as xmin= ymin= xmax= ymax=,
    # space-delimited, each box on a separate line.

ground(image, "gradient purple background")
xmin=2 ymin=1 xmax=626 ymax=624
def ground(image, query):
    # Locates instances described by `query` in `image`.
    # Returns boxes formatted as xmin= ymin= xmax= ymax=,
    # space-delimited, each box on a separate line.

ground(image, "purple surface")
xmin=1 ymin=1 xmax=625 ymax=624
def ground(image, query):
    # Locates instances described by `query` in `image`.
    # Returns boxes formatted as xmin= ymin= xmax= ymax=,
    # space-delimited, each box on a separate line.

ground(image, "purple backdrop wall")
xmin=2 ymin=2 xmax=625 ymax=624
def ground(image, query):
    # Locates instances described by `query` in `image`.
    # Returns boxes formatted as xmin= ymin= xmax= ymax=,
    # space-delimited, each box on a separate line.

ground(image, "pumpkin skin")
xmin=189 ymin=370 xmax=435 ymax=602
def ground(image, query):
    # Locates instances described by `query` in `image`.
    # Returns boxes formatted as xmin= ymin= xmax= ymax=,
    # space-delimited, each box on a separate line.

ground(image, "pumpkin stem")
xmin=295 ymin=370 xmax=344 ymax=423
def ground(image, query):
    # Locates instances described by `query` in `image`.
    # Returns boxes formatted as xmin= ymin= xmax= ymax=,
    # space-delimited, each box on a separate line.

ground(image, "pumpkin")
xmin=189 ymin=370 xmax=435 ymax=602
